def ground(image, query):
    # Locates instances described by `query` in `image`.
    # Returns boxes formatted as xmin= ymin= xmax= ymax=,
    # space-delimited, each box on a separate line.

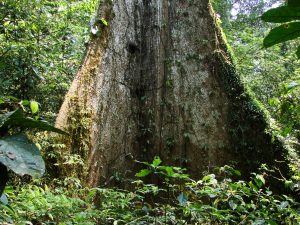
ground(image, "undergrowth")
xmin=0 ymin=158 xmax=299 ymax=225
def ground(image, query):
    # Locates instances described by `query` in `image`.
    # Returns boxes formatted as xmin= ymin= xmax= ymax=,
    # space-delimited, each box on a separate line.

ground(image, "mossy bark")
xmin=56 ymin=0 xmax=291 ymax=187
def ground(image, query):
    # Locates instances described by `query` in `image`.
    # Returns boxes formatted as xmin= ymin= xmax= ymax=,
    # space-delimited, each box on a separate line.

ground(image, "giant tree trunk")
xmin=56 ymin=0 xmax=290 ymax=186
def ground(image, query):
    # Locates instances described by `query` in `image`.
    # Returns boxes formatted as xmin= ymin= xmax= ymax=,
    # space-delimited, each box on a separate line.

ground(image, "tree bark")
xmin=56 ymin=0 xmax=290 ymax=187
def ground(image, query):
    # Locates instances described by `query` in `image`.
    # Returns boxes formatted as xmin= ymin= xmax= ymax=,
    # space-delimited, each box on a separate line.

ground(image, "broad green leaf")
xmin=263 ymin=22 xmax=300 ymax=48
xmin=152 ymin=156 xmax=162 ymax=167
xmin=254 ymin=174 xmax=265 ymax=188
xmin=202 ymin=174 xmax=215 ymax=182
xmin=256 ymin=174 xmax=265 ymax=184
xmin=233 ymin=169 xmax=241 ymax=177
xmin=1 ymin=109 xmax=67 ymax=134
xmin=266 ymin=220 xmax=278 ymax=225
xmin=163 ymin=166 xmax=175 ymax=177
xmin=177 ymin=192 xmax=188 ymax=205
xmin=21 ymin=100 xmax=30 ymax=106
xmin=262 ymin=6 xmax=300 ymax=23
xmin=30 ymin=101 xmax=39 ymax=114
xmin=135 ymin=169 xmax=152 ymax=177
xmin=268 ymin=98 xmax=280 ymax=106
xmin=0 ymin=134 xmax=45 ymax=178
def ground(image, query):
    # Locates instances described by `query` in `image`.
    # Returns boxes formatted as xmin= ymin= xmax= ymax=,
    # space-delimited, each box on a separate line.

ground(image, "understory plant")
xmin=0 ymin=96 xmax=66 ymax=204
xmin=0 ymin=157 xmax=299 ymax=224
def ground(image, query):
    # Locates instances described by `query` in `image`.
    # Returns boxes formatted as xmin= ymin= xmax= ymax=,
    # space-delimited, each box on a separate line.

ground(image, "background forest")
xmin=0 ymin=0 xmax=299 ymax=224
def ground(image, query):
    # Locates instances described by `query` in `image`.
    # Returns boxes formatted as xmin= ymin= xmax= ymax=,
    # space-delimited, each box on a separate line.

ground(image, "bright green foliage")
xmin=0 ymin=185 xmax=99 ymax=224
xmin=269 ymin=77 xmax=300 ymax=136
xmin=262 ymin=6 xmax=300 ymax=23
xmin=262 ymin=3 xmax=300 ymax=57
xmin=135 ymin=156 xmax=189 ymax=180
xmin=0 ymin=1 xmax=298 ymax=224
xmin=0 ymin=96 xmax=65 ymax=200
xmin=1 ymin=108 xmax=66 ymax=134
xmin=135 ymin=169 xmax=152 ymax=178
xmin=0 ymin=159 xmax=299 ymax=224
xmin=30 ymin=101 xmax=39 ymax=115
xmin=213 ymin=0 xmax=300 ymax=139
xmin=263 ymin=22 xmax=300 ymax=48
xmin=0 ymin=0 xmax=97 ymax=118
xmin=0 ymin=96 xmax=66 ymax=134
xmin=259 ymin=2 xmax=300 ymax=137
xmin=100 ymin=18 xmax=108 ymax=26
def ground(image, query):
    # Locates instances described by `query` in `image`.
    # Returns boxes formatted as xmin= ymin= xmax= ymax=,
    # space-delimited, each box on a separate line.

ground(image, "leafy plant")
xmin=0 ymin=0 xmax=97 ymax=120
xmin=268 ymin=77 xmax=300 ymax=137
xmin=0 ymin=158 xmax=299 ymax=224
xmin=135 ymin=156 xmax=189 ymax=181
xmin=262 ymin=1 xmax=300 ymax=57
xmin=0 ymin=184 xmax=99 ymax=224
xmin=0 ymin=96 xmax=66 ymax=202
xmin=133 ymin=157 xmax=300 ymax=224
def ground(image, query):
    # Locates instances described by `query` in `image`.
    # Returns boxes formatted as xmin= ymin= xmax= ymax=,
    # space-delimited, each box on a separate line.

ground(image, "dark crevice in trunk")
xmin=55 ymin=0 xmax=295 ymax=188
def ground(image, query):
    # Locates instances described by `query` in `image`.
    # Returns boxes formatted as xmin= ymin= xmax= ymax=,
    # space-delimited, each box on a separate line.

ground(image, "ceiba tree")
xmin=56 ymin=0 xmax=291 ymax=187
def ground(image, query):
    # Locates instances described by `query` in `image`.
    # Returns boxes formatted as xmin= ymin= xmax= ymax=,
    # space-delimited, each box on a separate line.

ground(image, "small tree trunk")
xmin=56 ymin=0 xmax=290 ymax=187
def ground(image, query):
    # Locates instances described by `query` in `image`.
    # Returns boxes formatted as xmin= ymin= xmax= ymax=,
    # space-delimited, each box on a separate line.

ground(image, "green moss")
xmin=208 ymin=2 xmax=293 ymax=181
